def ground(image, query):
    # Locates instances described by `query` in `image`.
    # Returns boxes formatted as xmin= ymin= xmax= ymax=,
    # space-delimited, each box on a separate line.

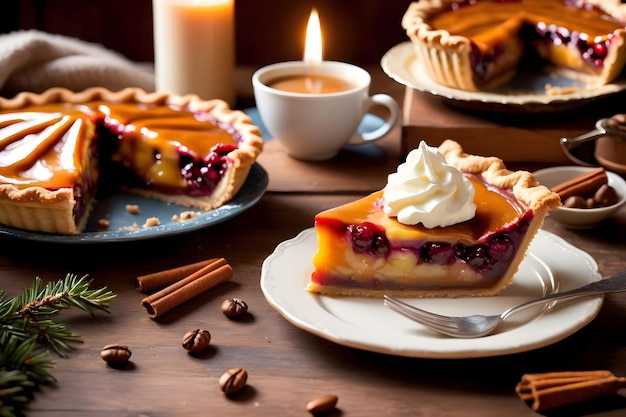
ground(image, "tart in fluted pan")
xmin=0 ymin=87 xmax=263 ymax=234
xmin=309 ymin=140 xmax=561 ymax=297
xmin=402 ymin=0 xmax=626 ymax=91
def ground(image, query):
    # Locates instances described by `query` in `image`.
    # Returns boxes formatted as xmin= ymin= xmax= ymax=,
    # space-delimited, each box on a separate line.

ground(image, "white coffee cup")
xmin=252 ymin=61 xmax=399 ymax=161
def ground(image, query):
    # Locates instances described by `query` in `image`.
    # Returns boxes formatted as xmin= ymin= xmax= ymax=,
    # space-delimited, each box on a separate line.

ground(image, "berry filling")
xmin=529 ymin=22 xmax=615 ymax=71
xmin=314 ymin=210 xmax=531 ymax=289
xmin=470 ymin=24 xmax=616 ymax=84
xmin=180 ymin=143 xmax=237 ymax=196
xmin=73 ymin=137 xmax=100 ymax=226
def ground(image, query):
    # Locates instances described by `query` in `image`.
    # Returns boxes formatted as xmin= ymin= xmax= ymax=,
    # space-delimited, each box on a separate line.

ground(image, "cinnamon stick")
xmin=551 ymin=167 xmax=608 ymax=200
xmin=516 ymin=371 xmax=626 ymax=412
xmin=141 ymin=257 xmax=233 ymax=318
xmin=135 ymin=259 xmax=216 ymax=293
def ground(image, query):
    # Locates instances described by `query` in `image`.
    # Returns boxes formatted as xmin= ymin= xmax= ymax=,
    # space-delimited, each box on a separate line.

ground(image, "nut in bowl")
xmin=533 ymin=166 xmax=626 ymax=229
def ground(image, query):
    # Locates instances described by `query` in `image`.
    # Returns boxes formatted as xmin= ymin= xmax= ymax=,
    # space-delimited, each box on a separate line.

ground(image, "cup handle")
xmin=347 ymin=94 xmax=399 ymax=146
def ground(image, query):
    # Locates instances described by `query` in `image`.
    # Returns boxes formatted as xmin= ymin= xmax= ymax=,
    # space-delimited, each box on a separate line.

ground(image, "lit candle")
xmin=152 ymin=0 xmax=235 ymax=105
xmin=304 ymin=8 xmax=323 ymax=68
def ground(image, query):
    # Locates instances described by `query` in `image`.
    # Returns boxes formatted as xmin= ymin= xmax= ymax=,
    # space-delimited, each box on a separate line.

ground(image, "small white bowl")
xmin=533 ymin=166 xmax=626 ymax=229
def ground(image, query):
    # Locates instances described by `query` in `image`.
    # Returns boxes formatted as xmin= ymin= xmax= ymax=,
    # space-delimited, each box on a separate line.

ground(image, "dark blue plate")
xmin=0 ymin=163 xmax=268 ymax=244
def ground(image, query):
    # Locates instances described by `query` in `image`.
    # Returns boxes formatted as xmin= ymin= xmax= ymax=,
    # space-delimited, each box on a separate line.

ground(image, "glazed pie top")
xmin=0 ymin=87 xmax=263 ymax=234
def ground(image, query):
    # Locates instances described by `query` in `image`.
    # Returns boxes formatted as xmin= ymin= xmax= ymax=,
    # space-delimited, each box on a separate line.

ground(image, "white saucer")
xmin=261 ymin=228 xmax=602 ymax=359
xmin=380 ymin=42 xmax=626 ymax=113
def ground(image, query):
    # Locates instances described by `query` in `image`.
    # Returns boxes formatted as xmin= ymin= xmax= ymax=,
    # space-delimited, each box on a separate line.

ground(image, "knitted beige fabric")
xmin=0 ymin=30 xmax=155 ymax=96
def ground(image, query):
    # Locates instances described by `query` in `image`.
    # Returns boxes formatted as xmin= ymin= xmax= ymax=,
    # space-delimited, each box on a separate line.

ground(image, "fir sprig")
xmin=0 ymin=274 xmax=116 ymax=417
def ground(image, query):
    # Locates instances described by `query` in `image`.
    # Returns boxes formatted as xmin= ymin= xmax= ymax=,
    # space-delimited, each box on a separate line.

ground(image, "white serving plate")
xmin=261 ymin=228 xmax=602 ymax=359
xmin=381 ymin=42 xmax=626 ymax=113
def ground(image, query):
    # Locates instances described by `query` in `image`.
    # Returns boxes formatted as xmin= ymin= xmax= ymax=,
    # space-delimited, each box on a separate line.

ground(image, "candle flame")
xmin=304 ymin=8 xmax=322 ymax=66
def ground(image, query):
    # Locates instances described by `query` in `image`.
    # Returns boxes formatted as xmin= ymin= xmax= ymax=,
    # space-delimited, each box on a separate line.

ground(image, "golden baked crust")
xmin=437 ymin=139 xmax=561 ymax=213
xmin=402 ymin=0 xmax=626 ymax=91
xmin=0 ymin=87 xmax=263 ymax=234
xmin=0 ymin=186 xmax=80 ymax=234
xmin=402 ymin=0 xmax=486 ymax=91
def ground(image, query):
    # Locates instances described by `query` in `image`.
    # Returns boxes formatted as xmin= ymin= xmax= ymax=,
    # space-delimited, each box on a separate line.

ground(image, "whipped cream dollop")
xmin=382 ymin=141 xmax=476 ymax=228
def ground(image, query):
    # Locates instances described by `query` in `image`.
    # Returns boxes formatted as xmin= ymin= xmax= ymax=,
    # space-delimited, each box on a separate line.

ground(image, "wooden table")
xmin=2 ymin=66 xmax=626 ymax=417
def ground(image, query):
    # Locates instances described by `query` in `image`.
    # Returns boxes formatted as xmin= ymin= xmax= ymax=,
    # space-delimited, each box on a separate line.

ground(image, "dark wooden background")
xmin=1 ymin=0 xmax=411 ymax=66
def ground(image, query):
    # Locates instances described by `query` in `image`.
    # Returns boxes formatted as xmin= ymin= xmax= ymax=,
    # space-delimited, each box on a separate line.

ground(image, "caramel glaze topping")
xmin=431 ymin=0 xmax=625 ymax=41
xmin=316 ymin=177 xmax=523 ymax=243
xmin=0 ymin=102 xmax=237 ymax=190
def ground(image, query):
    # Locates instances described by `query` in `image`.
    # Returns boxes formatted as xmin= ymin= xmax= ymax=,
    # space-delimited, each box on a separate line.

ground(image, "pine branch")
xmin=16 ymin=274 xmax=116 ymax=318
xmin=3 ymin=274 xmax=115 ymax=355
xmin=0 ymin=274 xmax=116 ymax=417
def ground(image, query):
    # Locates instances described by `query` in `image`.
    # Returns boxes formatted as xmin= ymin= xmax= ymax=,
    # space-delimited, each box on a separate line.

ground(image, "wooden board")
xmin=401 ymin=88 xmax=623 ymax=165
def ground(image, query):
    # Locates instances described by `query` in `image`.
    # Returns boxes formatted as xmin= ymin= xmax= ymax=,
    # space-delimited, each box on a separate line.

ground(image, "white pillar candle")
xmin=153 ymin=0 xmax=235 ymax=105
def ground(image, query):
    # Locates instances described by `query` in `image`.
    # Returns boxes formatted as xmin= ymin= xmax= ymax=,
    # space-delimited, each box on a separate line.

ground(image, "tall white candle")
xmin=153 ymin=0 xmax=235 ymax=105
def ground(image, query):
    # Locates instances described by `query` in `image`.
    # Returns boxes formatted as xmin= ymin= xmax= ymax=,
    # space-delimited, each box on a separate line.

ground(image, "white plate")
xmin=261 ymin=228 xmax=602 ymax=358
xmin=380 ymin=42 xmax=626 ymax=114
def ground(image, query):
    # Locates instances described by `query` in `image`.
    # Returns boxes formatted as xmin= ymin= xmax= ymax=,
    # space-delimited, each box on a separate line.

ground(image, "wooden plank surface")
xmin=2 ymin=66 xmax=626 ymax=417
xmin=2 ymin=194 xmax=626 ymax=417
xmin=257 ymin=133 xmax=401 ymax=193
xmin=402 ymin=87 xmax=626 ymax=164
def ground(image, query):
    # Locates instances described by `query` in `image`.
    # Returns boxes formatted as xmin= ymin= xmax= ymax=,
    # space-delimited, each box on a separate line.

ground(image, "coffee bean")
xmin=182 ymin=329 xmax=211 ymax=353
xmin=221 ymin=298 xmax=248 ymax=318
xmin=594 ymin=184 xmax=619 ymax=206
xmin=101 ymin=344 xmax=132 ymax=364
xmin=563 ymin=195 xmax=586 ymax=208
xmin=306 ymin=394 xmax=338 ymax=414
xmin=219 ymin=367 xmax=248 ymax=395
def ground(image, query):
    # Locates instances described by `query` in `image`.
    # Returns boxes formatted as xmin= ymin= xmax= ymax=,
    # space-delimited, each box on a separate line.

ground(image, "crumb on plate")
xmin=545 ymin=83 xmax=581 ymax=95
xmin=143 ymin=217 xmax=160 ymax=228
xmin=172 ymin=211 xmax=202 ymax=222
xmin=119 ymin=222 xmax=139 ymax=231
xmin=97 ymin=219 xmax=110 ymax=230
xmin=125 ymin=204 xmax=140 ymax=214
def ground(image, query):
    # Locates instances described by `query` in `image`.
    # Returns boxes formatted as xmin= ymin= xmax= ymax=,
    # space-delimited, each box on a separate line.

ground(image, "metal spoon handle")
xmin=560 ymin=115 xmax=626 ymax=166
xmin=501 ymin=271 xmax=626 ymax=319
xmin=554 ymin=271 xmax=626 ymax=295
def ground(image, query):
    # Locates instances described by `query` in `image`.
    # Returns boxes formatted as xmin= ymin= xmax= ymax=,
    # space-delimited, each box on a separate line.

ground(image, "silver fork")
xmin=383 ymin=271 xmax=626 ymax=338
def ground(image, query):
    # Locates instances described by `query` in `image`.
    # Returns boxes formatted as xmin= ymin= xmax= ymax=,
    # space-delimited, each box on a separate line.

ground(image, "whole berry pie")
xmin=0 ymin=87 xmax=263 ymax=234
xmin=402 ymin=0 xmax=626 ymax=91
xmin=308 ymin=140 xmax=561 ymax=297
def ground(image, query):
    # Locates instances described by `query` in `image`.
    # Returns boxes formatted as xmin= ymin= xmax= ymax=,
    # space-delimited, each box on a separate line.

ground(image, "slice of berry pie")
xmin=308 ymin=140 xmax=561 ymax=297
xmin=402 ymin=0 xmax=626 ymax=91
xmin=0 ymin=87 xmax=263 ymax=234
